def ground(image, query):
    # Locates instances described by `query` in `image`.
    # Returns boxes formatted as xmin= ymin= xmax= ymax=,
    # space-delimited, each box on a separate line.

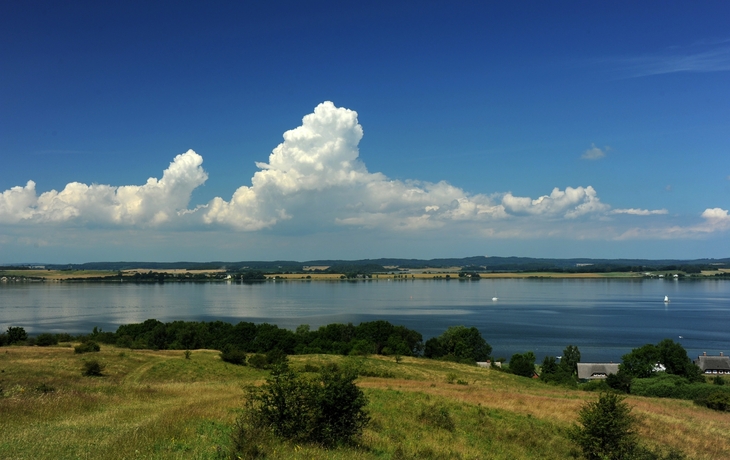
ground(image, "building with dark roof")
xmin=577 ymin=363 xmax=619 ymax=381
xmin=694 ymin=352 xmax=730 ymax=374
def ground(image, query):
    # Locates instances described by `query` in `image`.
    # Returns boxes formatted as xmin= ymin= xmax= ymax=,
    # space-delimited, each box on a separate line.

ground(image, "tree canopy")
xmin=423 ymin=325 xmax=491 ymax=363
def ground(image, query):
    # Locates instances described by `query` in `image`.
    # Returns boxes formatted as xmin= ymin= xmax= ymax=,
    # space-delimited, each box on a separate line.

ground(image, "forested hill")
xmin=37 ymin=256 xmax=730 ymax=273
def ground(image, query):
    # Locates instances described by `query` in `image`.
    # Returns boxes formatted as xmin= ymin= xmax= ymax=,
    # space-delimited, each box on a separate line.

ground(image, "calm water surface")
xmin=2 ymin=278 xmax=729 ymax=362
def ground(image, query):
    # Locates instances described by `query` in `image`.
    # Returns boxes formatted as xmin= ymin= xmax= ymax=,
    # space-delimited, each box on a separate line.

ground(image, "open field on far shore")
xmin=267 ymin=271 xmax=645 ymax=280
xmin=0 ymin=269 xmax=115 ymax=280
xmin=2 ymin=345 xmax=729 ymax=459
xmin=4 ymin=268 xmax=727 ymax=282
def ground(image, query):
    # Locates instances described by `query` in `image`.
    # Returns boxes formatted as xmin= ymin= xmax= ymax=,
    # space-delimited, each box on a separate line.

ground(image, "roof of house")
xmin=577 ymin=363 xmax=619 ymax=380
xmin=695 ymin=355 xmax=730 ymax=371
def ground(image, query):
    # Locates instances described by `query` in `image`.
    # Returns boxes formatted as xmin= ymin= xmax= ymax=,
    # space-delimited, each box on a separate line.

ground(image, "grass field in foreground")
xmin=1 ymin=346 xmax=729 ymax=459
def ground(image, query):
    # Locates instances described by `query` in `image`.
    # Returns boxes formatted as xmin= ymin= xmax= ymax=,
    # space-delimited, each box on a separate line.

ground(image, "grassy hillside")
xmin=1 ymin=345 xmax=729 ymax=459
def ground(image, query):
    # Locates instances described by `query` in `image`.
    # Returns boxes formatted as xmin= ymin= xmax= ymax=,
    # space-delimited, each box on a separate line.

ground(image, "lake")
xmin=1 ymin=278 xmax=729 ymax=362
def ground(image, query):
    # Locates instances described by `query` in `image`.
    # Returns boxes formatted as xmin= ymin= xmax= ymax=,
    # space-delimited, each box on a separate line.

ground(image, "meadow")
xmin=2 ymin=344 xmax=730 ymax=459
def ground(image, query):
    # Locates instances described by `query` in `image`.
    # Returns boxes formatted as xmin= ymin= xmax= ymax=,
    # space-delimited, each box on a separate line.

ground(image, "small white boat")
xmin=664 ymin=296 xmax=669 ymax=303
xmin=492 ymin=297 xmax=498 ymax=302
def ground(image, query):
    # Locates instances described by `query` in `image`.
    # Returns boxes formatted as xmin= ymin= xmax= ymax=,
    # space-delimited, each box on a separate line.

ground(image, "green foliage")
xmin=606 ymin=369 xmax=633 ymax=393
xmin=509 ymin=351 xmax=536 ymax=378
xmin=540 ymin=355 xmax=577 ymax=386
xmin=349 ymin=339 xmax=376 ymax=356
xmin=713 ymin=375 xmax=726 ymax=386
xmin=219 ymin=346 xmax=246 ymax=365
xmin=242 ymin=362 xmax=369 ymax=447
xmin=6 ymin=326 xmax=27 ymax=344
xmin=82 ymin=359 xmax=105 ymax=376
xmin=569 ymin=393 xmax=638 ymax=460
xmin=561 ymin=345 xmax=581 ymax=375
xmin=35 ymin=333 xmax=58 ymax=347
xmin=620 ymin=339 xmax=701 ymax=381
xmin=621 ymin=343 xmax=659 ymax=378
xmin=248 ymin=353 xmax=268 ymax=369
xmin=423 ymin=325 xmax=491 ymax=363
xmin=184 ymin=349 xmax=191 ymax=360
xmin=699 ymin=390 xmax=730 ymax=411
xmin=631 ymin=373 xmax=730 ymax=401
xmin=74 ymin=341 xmax=100 ymax=354
xmin=418 ymin=404 xmax=455 ymax=431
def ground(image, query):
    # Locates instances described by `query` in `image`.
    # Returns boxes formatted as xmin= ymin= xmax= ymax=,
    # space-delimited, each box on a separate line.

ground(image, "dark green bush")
xmin=35 ymin=333 xmax=58 ymax=347
xmin=569 ymin=393 xmax=637 ymax=460
xmin=509 ymin=351 xmax=536 ymax=378
xmin=74 ymin=341 xmax=100 ymax=354
xmin=6 ymin=326 xmax=27 ymax=344
xmin=248 ymin=353 xmax=269 ymax=369
xmin=116 ymin=335 xmax=133 ymax=348
xmin=695 ymin=389 xmax=730 ymax=411
xmin=631 ymin=373 xmax=730 ymax=401
xmin=238 ymin=362 xmax=369 ymax=448
xmin=220 ymin=347 xmax=247 ymax=365
xmin=82 ymin=359 xmax=105 ymax=376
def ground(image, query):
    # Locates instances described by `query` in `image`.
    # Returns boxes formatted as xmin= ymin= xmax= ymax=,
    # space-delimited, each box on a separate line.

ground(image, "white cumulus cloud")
xmin=0 ymin=150 xmax=207 ymax=226
xmin=581 ymin=143 xmax=608 ymax=160
xmin=501 ymin=186 xmax=608 ymax=218
xmin=203 ymin=102 xmax=611 ymax=232
xmin=3 ymin=102 xmax=712 ymax=244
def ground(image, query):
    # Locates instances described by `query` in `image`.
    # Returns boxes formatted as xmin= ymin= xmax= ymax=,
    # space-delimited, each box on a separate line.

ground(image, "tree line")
xmin=1 ymin=321 xmax=489 ymax=364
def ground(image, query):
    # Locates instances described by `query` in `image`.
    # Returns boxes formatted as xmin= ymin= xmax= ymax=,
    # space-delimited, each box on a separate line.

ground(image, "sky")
xmin=1 ymin=1 xmax=729 ymax=264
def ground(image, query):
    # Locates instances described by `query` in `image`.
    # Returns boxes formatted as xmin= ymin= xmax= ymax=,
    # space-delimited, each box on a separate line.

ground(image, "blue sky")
xmin=1 ymin=1 xmax=729 ymax=263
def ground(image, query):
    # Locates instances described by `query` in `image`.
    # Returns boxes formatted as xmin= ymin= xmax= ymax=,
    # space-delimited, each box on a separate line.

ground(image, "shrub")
xmin=35 ymin=333 xmax=58 ymax=347
xmin=116 ymin=335 xmax=133 ymax=348
xmin=569 ymin=392 xmax=637 ymax=460
xmin=248 ymin=353 xmax=269 ymax=369
xmin=6 ymin=327 xmax=27 ymax=344
xmin=184 ymin=349 xmax=192 ymax=360
xmin=0 ymin=333 xmax=7 ymax=347
xmin=240 ymin=362 xmax=369 ymax=447
xmin=509 ymin=351 xmax=536 ymax=378
xmin=82 ymin=359 xmax=105 ymax=376
xmin=74 ymin=341 xmax=100 ymax=354
xmin=695 ymin=390 xmax=730 ymax=411
xmin=220 ymin=347 xmax=247 ymax=365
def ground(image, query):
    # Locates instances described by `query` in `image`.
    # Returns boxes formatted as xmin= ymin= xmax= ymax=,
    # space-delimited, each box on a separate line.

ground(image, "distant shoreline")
xmin=2 ymin=268 xmax=729 ymax=282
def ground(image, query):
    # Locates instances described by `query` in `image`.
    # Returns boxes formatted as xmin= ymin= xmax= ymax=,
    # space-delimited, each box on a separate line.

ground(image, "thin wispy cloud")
xmin=611 ymin=208 xmax=668 ymax=216
xmin=604 ymin=41 xmax=730 ymax=78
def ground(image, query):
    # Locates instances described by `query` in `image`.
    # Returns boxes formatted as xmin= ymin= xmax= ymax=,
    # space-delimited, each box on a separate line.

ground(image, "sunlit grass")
xmin=2 ymin=345 xmax=729 ymax=459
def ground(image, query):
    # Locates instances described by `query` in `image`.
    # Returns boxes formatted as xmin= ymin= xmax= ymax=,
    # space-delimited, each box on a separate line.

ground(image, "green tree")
xmin=656 ymin=339 xmax=703 ymax=381
xmin=561 ymin=344 xmax=581 ymax=376
xmin=620 ymin=343 xmax=660 ymax=378
xmin=6 ymin=326 xmax=27 ymax=344
xmin=606 ymin=369 xmax=633 ymax=394
xmin=569 ymin=392 xmax=638 ymax=460
xmin=509 ymin=351 xmax=536 ymax=378
xmin=424 ymin=326 xmax=491 ymax=363
xmin=620 ymin=339 xmax=701 ymax=381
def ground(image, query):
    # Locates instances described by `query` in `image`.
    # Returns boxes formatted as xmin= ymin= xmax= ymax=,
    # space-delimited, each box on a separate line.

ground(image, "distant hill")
xmin=38 ymin=256 xmax=730 ymax=273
